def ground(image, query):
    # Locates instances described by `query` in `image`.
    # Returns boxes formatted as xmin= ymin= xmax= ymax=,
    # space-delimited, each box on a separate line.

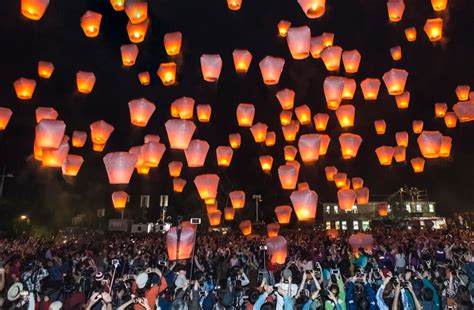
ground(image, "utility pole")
xmin=252 ymin=194 xmax=262 ymax=223
xmin=0 ymin=164 xmax=14 ymax=200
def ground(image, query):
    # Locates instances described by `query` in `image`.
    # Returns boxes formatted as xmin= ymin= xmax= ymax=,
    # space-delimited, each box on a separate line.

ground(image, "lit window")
xmin=416 ymin=204 xmax=422 ymax=212
xmin=335 ymin=221 xmax=340 ymax=229
xmin=341 ymin=221 xmax=347 ymax=230
xmin=429 ymin=204 xmax=435 ymax=213
xmin=334 ymin=205 xmax=339 ymax=214
xmin=353 ymin=221 xmax=359 ymax=230
xmin=326 ymin=205 xmax=331 ymax=214
xmin=406 ymin=204 xmax=411 ymax=212
xmin=326 ymin=221 xmax=331 ymax=229
xmin=352 ymin=205 xmax=358 ymax=213
xmin=362 ymin=221 xmax=370 ymax=231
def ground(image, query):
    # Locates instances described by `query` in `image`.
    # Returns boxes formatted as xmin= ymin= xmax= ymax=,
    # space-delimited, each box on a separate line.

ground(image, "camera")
xmin=158 ymin=261 xmax=168 ymax=267
xmin=190 ymin=218 xmax=201 ymax=225
xmin=259 ymin=245 xmax=267 ymax=251
xmin=111 ymin=259 xmax=119 ymax=267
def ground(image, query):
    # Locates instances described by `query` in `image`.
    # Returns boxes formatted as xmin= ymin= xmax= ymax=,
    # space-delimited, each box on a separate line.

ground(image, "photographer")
xmin=21 ymin=261 xmax=49 ymax=304
xmin=130 ymin=268 xmax=168 ymax=310
xmin=346 ymin=273 xmax=376 ymax=310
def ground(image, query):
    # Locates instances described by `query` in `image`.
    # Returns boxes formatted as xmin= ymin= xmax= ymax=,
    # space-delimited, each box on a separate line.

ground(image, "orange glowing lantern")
xmin=412 ymin=120 xmax=424 ymax=134
xmin=387 ymin=0 xmax=405 ymax=22
xmin=290 ymin=189 xmax=318 ymax=221
xmin=125 ymin=0 xmax=148 ymax=24
xmin=360 ymin=78 xmax=381 ymax=100
xmin=342 ymin=50 xmax=361 ymax=74
xmin=410 ymin=157 xmax=425 ymax=173
xmin=232 ymin=49 xmax=252 ymax=73
xmin=325 ymin=166 xmax=338 ymax=181
xmin=395 ymin=132 xmax=409 ymax=147
xmin=200 ymin=54 xmax=222 ymax=82
xmin=294 ymin=105 xmax=312 ymax=125
xmin=298 ymin=134 xmax=321 ymax=162
xmin=284 ymin=146 xmax=298 ymax=161
xmin=267 ymin=223 xmax=280 ymax=237
xmin=229 ymin=190 xmax=245 ymax=209
xmin=321 ymin=46 xmax=343 ymax=71
xmin=239 ymin=220 xmax=252 ymax=236
xmin=287 ymin=26 xmax=311 ymax=59
xmin=455 ymin=85 xmax=470 ymax=101
xmin=206 ymin=203 xmax=218 ymax=213
xmin=298 ymin=182 xmax=309 ymax=191
xmin=435 ymin=103 xmax=448 ymax=117
xmin=216 ymin=146 xmax=233 ymax=166
xmin=144 ymin=135 xmax=160 ymax=143
xmin=280 ymin=111 xmax=293 ymax=126
xmin=431 ymin=0 xmax=448 ymax=11
xmin=13 ymin=78 xmax=36 ymax=100
xmin=265 ymin=131 xmax=276 ymax=146
xmin=339 ymin=133 xmax=363 ymax=159
xmin=323 ymin=76 xmax=345 ymax=110
xmin=338 ymin=189 xmax=356 ymax=211
xmin=278 ymin=164 xmax=298 ymax=189
xmin=393 ymin=146 xmax=406 ymax=162
xmin=259 ymin=56 xmax=285 ymax=85
xmin=207 ymin=210 xmax=222 ymax=226
xmin=194 ymin=174 xmax=219 ymax=201
xmin=318 ymin=134 xmax=331 ymax=155
xmin=236 ymin=103 xmax=255 ymax=127
xmin=336 ymin=105 xmax=355 ymax=128
xmin=142 ymin=142 xmax=165 ymax=167
xmin=352 ymin=177 xmax=364 ymax=190
xmin=334 ymin=173 xmax=347 ymax=188
xmin=110 ymin=0 xmax=124 ymax=11
xmin=112 ymin=191 xmax=128 ymax=209
xmin=374 ymin=120 xmax=386 ymax=135
xmin=33 ymin=139 xmax=43 ymax=161
xmin=128 ymin=146 xmax=148 ymax=175
xmin=282 ymin=121 xmax=299 ymax=142
xmin=35 ymin=107 xmax=58 ymax=124
xmin=80 ymin=11 xmax=102 ymax=38
xmin=126 ymin=19 xmax=148 ymax=43
xmin=185 ymin=139 xmax=210 ymax=167
xmin=259 ymin=155 xmax=273 ymax=172
xmin=229 ymin=133 xmax=241 ymax=149
xmin=453 ymin=102 xmax=474 ymax=122
xmin=395 ymin=91 xmax=410 ymax=109
xmin=163 ymin=32 xmax=182 ymax=56
xmin=382 ymin=68 xmax=408 ymax=95
xmin=38 ymin=61 xmax=54 ymax=79
xmin=196 ymin=104 xmax=212 ymax=122
xmin=165 ymin=119 xmax=196 ymax=150
xmin=440 ymin=136 xmax=452 ymax=157
xmin=298 ymin=0 xmax=326 ymax=18
xmin=275 ymin=205 xmax=292 ymax=224
xmin=42 ymin=137 xmax=69 ymax=168
xmin=128 ymin=98 xmax=155 ymax=127
xmin=278 ymin=20 xmax=291 ymax=37
xmin=417 ymin=131 xmax=443 ymax=158
xmin=224 ymin=207 xmax=235 ymax=221
xmin=35 ymin=119 xmax=66 ymax=149
xmin=356 ymin=187 xmax=369 ymax=204
xmin=321 ymin=32 xmax=334 ymax=47
xmin=423 ymin=18 xmax=443 ymax=42
xmin=103 ymin=152 xmax=137 ymax=184
xmin=375 ymin=146 xmax=394 ymax=165
xmin=310 ymin=35 xmax=325 ymax=58
xmin=21 ymin=0 xmax=49 ymax=20
xmin=377 ymin=203 xmax=389 ymax=216
xmin=314 ymin=113 xmax=329 ymax=131
xmin=173 ymin=178 xmax=186 ymax=193
xmin=444 ymin=112 xmax=457 ymax=128
xmin=76 ymin=71 xmax=96 ymax=94
xmin=62 ymin=154 xmax=84 ymax=176
xmin=90 ymin=120 xmax=114 ymax=150
xmin=168 ymin=161 xmax=183 ymax=177
xmin=266 ymin=236 xmax=288 ymax=265
xmin=390 ymin=46 xmax=402 ymax=61
xmin=72 ymin=131 xmax=87 ymax=148
xmin=250 ymin=123 xmax=268 ymax=143
xmin=157 ymin=62 xmax=177 ymax=86
xmin=227 ymin=0 xmax=242 ymax=10
xmin=405 ymin=27 xmax=417 ymax=42
xmin=120 ymin=44 xmax=139 ymax=66
xmin=166 ymin=226 xmax=195 ymax=260
xmin=173 ymin=97 xmax=195 ymax=120
xmin=342 ymin=78 xmax=357 ymax=100
xmin=138 ymin=71 xmax=150 ymax=86
xmin=276 ymin=88 xmax=295 ymax=110
xmin=0 ymin=108 xmax=13 ymax=131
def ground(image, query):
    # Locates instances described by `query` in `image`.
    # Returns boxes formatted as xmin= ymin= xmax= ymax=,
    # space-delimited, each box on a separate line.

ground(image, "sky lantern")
xmin=323 ymin=76 xmax=345 ymax=110
xmin=224 ymin=207 xmax=235 ymax=220
xmin=393 ymin=146 xmax=406 ymax=162
xmin=294 ymin=105 xmax=312 ymax=125
xmin=282 ymin=121 xmax=299 ymax=142
xmin=259 ymin=56 xmax=285 ymax=85
xmin=314 ymin=113 xmax=329 ymax=131
xmin=120 ymin=44 xmax=139 ymax=66
xmin=342 ymin=50 xmax=361 ymax=73
xmin=33 ymin=139 xmax=43 ymax=161
xmin=325 ymin=166 xmax=337 ymax=181
xmin=144 ymin=135 xmax=160 ymax=143
xmin=259 ymin=155 xmax=273 ymax=173
xmin=275 ymin=205 xmax=292 ymax=224
xmin=287 ymin=26 xmax=311 ymax=59
xmin=90 ymin=120 xmax=114 ymax=150
xmin=168 ymin=161 xmax=183 ymax=177
xmin=125 ymin=0 xmax=147 ymax=24
xmin=35 ymin=107 xmax=58 ymax=124
xmin=165 ymin=119 xmax=196 ymax=150
xmin=298 ymin=134 xmax=321 ymax=162
xmin=267 ymin=223 xmax=280 ymax=237
xmin=382 ymin=68 xmax=408 ymax=95
xmin=21 ymin=0 xmax=49 ymax=20
xmin=157 ymin=62 xmax=177 ymax=86
xmin=0 ymin=108 xmax=13 ymax=131
xmin=386 ymin=0 xmax=405 ymax=22
xmin=173 ymin=97 xmax=194 ymax=120
xmin=62 ymin=154 xmax=84 ymax=176
xmin=435 ymin=103 xmax=448 ymax=117
xmin=336 ymin=105 xmax=355 ymax=128
xmin=278 ymin=164 xmax=298 ymax=189
xmin=227 ymin=0 xmax=242 ymax=10
xmin=352 ymin=177 xmax=364 ymax=190
xmin=310 ymin=36 xmax=325 ymax=58
xmin=290 ymin=189 xmax=318 ymax=221
xmin=390 ymin=46 xmax=402 ymax=61
xmin=42 ymin=137 xmax=69 ymax=168
xmin=239 ymin=220 xmax=252 ymax=236
xmin=410 ymin=157 xmax=425 ymax=173
xmin=318 ymin=134 xmax=331 ymax=155
xmin=128 ymin=98 xmax=155 ymax=127
xmin=440 ymin=136 xmax=452 ymax=157
xmin=395 ymin=131 xmax=409 ymax=147
xmin=185 ymin=139 xmax=210 ymax=167
xmin=360 ymin=78 xmax=381 ymax=100
xmin=200 ymin=54 xmax=222 ymax=82
xmin=229 ymin=133 xmax=241 ymax=149
xmin=334 ymin=172 xmax=347 ymax=188
xmin=444 ymin=112 xmax=457 ymax=128
xmin=138 ymin=71 xmax=150 ymax=86
xmin=405 ymin=27 xmax=417 ymax=41
xmin=173 ymin=178 xmax=186 ymax=193
xmin=72 ymin=131 xmax=87 ymax=148
xmin=395 ymin=91 xmax=410 ymax=109
xmin=194 ymin=174 xmax=219 ymax=201
xmin=230 ymin=190 xmax=245 ymax=209
xmin=276 ymin=88 xmax=295 ymax=110
xmin=129 ymin=146 xmax=148 ymax=175
xmin=342 ymin=179 xmax=351 ymax=190
xmin=167 ymin=226 xmax=195 ymax=260
xmin=321 ymin=46 xmax=343 ymax=71
xmin=375 ymin=146 xmax=394 ymax=165
xmin=424 ymin=18 xmax=443 ymax=42
xmin=278 ymin=20 xmax=291 ymax=37
xmin=38 ymin=61 xmax=54 ymax=79
xmin=80 ymin=11 xmax=102 ymax=38
xmin=163 ymin=32 xmax=182 ymax=56
xmin=339 ymin=133 xmax=363 ymax=159
xmin=356 ymin=187 xmax=369 ymax=204
xmin=298 ymin=182 xmax=309 ymax=191
xmin=453 ymin=102 xmax=474 ymax=122
xmin=431 ymin=0 xmax=448 ymax=11
xmin=196 ymin=104 xmax=212 ymax=122
xmin=126 ymin=19 xmax=149 ymax=43
xmin=321 ymin=32 xmax=334 ymax=47
xmin=208 ymin=210 xmax=222 ymax=226
xmin=280 ymin=111 xmax=293 ymax=125
xmin=250 ymin=122 xmax=268 ymax=143
xmin=265 ymin=131 xmax=276 ymax=146
xmin=412 ymin=120 xmax=424 ymax=134
xmin=76 ymin=71 xmax=96 ymax=94
xmin=236 ymin=103 xmax=255 ymax=127
xmin=378 ymin=203 xmax=389 ymax=217
xmin=455 ymin=85 xmax=470 ymax=101
xmin=284 ymin=146 xmax=298 ymax=161
xmin=110 ymin=0 xmax=124 ymax=11
xmin=103 ymin=152 xmax=137 ymax=184
xmin=216 ymin=146 xmax=233 ymax=166
xmin=112 ymin=191 xmax=128 ymax=210
xmin=342 ymin=78 xmax=357 ymax=100
xmin=298 ymin=0 xmax=326 ymax=18
xmin=417 ymin=131 xmax=443 ymax=158
xmin=266 ymin=236 xmax=288 ymax=265
xmin=374 ymin=120 xmax=386 ymax=135
xmin=232 ymin=49 xmax=252 ymax=73
xmin=35 ymin=119 xmax=66 ymax=149
xmin=142 ymin=142 xmax=165 ymax=167
xmin=338 ymin=189 xmax=356 ymax=211
xmin=13 ymin=78 xmax=36 ymax=100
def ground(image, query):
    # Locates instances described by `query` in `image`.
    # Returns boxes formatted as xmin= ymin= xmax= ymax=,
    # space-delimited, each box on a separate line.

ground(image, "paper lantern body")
xmin=103 ymin=152 xmax=137 ymax=184
xmin=314 ymin=113 xmax=329 ymax=131
xmin=259 ymin=56 xmax=285 ymax=85
xmin=81 ymin=10 xmax=102 ymax=38
xmin=423 ymin=18 xmax=443 ymax=42
xmin=90 ymin=120 xmax=114 ymax=148
xmin=374 ymin=120 xmax=386 ymax=135
xmin=125 ymin=0 xmax=148 ymax=24
xmin=342 ymin=50 xmax=361 ymax=73
xmin=173 ymin=178 xmax=186 ymax=192
xmin=339 ymin=133 xmax=363 ymax=159
xmin=396 ymin=91 xmax=410 ymax=109
xmin=265 ymin=131 xmax=276 ymax=146
xmin=35 ymin=119 xmax=66 ymax=149
xmin=356 ymin=187 xmax=369 ymax=204
xmin=321 ymin=46 xmax=343 ymax=71
xmin=0 ymin=108 xmax=13 ymax=131
xmin=336 ymin=105 xmax=355 ymax=128
xmin=164 ymin=32 xmax=182 ymax=56
xmin=38 ymin=61 xmax=54 ymax=79
xmin=196 ymin=104 xmax=212 ymax=122
xmin=338 ymin=189 xmax=356 ymax=211
xmin=172 ymin=97 xmax=195 ymax=120
xmin=325 ymin=166 xmax=338 ymax=181
xmin=168 ymin=161 xmax=183 ymax=177
xmin=405 ymin=27 xmax=417 ymax=41
xmin=13 ymin=78 xmax=36 ymax=100
xmin=431 ymin=0 xmax=448 ymax=11
xmin=453 ymin=102 xmax=474 ymax=122
xmin=266 ymin=236 xmax=288 ymax=265
xmin=138 ymin=71 xmax=150 ymax=86
xmin=232 ymin=49 xmax=252 ymax=73
xmin=290 ymin=189 xmax=318 ymax=221
xmin=236 ymin=104 xmax=255 ymax=127
xmin=42 ymin=138 xmax=69 ymax=168
xmin=62 ymin=154 xmax=84 ymax=176
xmin=342 ymin=78 xmax=357 ymax=100
xmin=276 ymin=88 xmax=295 ymax=110
xmin=194 ymin=174 xmax=219 ymax=200
xmin=267 ymin=223 xmax=280 ymax=237
xmin=417 ymin=131 xmax=443 ymax=158
xmin=110 ymin=0 xmax=124 ymax=11
xmin=185 ymin=140 xmax=209 ymax=167
xmin=275 ymin=205 xmax=293 ymax=224
xmin=278 ymin=164 xmax=298 ymax=189
xmin=259 ymin=155 xmax=273 ymax=172
xmin=395 ymin=132 xmax=409 ymax=147
xmin=200 ymin=54 xmax=222 ymax=82
xmin=393 ymin=146 xmax=406 ymax=162
xmin=382 ymin=69 xmax=408 ymax=95
xmin=352 ymin=177 xmax=364 ymax=190
xmin=166 ymin=226 xmax=195 ymax=261
xmin=297 ymin=0 xmax=326 ymax=18
xmin=128 ymin=98 xmax=155 ymax=127
xmin=216 ymin=146 xmax=233 ymax=166
xmin=126 ymin=19 xmax=148 ymax=43
xmin=455 ymin=85 xmax=470 ymax=101
xmin=295 ymin=105 xmax=311 ymax=125
xmin=410 ymin=157 xmax=425 ymax=173
xmin=318 ymin=134 xmax=331 ymax=155
xmin=298 ymin=182 xmax=309 ymax=191
xmin=390 ymin=46 xmax=402 ymax=60
xmin=378 ymin=203 xmax=389 ymax=217
xmin=298 ymin=134 xmax=321 ymax=162
xmin=440 ymin=136 xmax=452 ymax=157
xmin=375 ymin=146 xmax=394 ymax=165
xmin=310 ymin=35 xmax=324 ymax=58
xmin=165 ymin=119 xmax=196 ymax=150
xmin=21 ymin=0 xmax=49 ymax=20
xmin=278 ymin=20 xmax=291 ymax=37
xmin=387 ymin=0 xmax=405 ymax=22
xmin=76 ymin=71 xmax=96 ymax=94
xmin=112 ymin=191 xmax=128 ymax=209
xmin=229 ymin=133 xmax=241 ymax=149
xmin=120 ymin=44 xmax=139 ymax=66
xmin=157 ymin=62 xmax=177 ymax=86
xmin=71 ymin=131 xmax=87 ymax=148
xmin=348 ymin=233 xmax=375 ymax=253
xmin=227 ymin=0 xmax=242 ymax=10
xmin=360 ymin=78 xmax=381 ymax=100
xmin=250 ymin=123 xmax=268 ymax=143
xmin=207 ymin=210 xmax=222 ymax=226
xmin=224 ymin=207 xmax=235 ymax=221
xmin=412 ymin=120 xmax=424 ymax=134
xmin=142 ymin=142 xmax=165 ymax=167
xmin=287 ymin=26 xmax=311 ymax=59
xmin=444 ymin=112 xmax=457 ymax=128
xmin=334 ymin=173 xmax=347 ymax=188
xmin=284 ymin=146 xmax=298 ymax=161
xmin=144 ymin=135 xmax=160 ymax=143
xmin=239 ymin=220 xmax=252 ymax=236
xmin=435 ymin=103 xmax=447 ymax=117
xmin=323 ymin=76 xmax=345 ymax=110
xmin=35 ymin=107 xmax=58 ymax=124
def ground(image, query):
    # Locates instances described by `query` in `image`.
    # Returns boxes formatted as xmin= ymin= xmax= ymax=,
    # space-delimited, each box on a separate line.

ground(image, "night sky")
xmin=0 ymin=0 xmax=473 ymax=231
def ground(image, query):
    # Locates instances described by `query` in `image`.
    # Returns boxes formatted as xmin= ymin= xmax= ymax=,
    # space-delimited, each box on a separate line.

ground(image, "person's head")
xmin=171 ymin=299 xmax=188 ymax=310
xmin=261 ymin=302 xmax=274 ymax=310
xmin=248 ymin=289 xmax=260 ymax=305
xmin=421 ymin=287 xmax=434 ymax=302
xmin=329 ymin=284 xmax=339 ymax=297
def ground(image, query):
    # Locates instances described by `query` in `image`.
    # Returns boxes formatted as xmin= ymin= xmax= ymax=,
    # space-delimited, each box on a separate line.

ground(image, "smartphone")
xmin=331 ymin=269 xmax=340 ymax=275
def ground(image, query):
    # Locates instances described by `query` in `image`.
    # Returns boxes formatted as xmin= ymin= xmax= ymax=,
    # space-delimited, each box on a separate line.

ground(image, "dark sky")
xmin=0 ymin=0 xmax=473 ymax=230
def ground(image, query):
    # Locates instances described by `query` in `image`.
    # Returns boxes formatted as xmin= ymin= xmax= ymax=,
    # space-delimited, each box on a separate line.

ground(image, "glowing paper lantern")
xmin=393 ymin=146 xmax=406 ymax=162
xmin=173 ymin=178 xmax=186 ymax=193
xmin=294 ymin=105 xmax=312 ymax=125
xmin=390 ymin=46 xmax=402 ymax=61
xmin=290 ymin=189 xmax=318 ymax=221
xmin=323 ymin=76 xmax=345 ymax=110
xmin=103 ymin=152 xmax=137 ymax=184
xmin=128 ymin=98 xmax=155 ymax=127
xmin=265 ymin=131 xmax=276 ymax=146
xmin=356 ymin=187 xmax=369 ymax=204
xmin=297 ymin=0 xmax=326 ymax=18
xmin=229 ymin=133 xmax=241 ymax=149
xmin=382 ymin=69 xmax=408 ymax=95
xmin=318 ymin=134 xmax=331 ymax=155
xmin=374 ymin=120 xmax=386 ymax=135
xmin=287 ymin=26 xmax=311 ymax=59
xmin=444 ymin=112 xmax=457 ymax=128
xmin=72 ymin=131 xmax=87 ymax=148
xmin=208 ymin=210 xmax=222 ymax=226
xmin=431 ymin=0 xmax=448 ymax=11
xmin=142 ymin=142 xmax=165 ymax=167
xmin=412 ymin=120 xmax=424 ymax=134
xmin=172 ymin=97 xmax=194 ymax=120
xmin=200 ymin=54 xmax=222 ymax=82
xmin=423 ymin=18 xmax=443 ymax=42
xmin=227 ymin=0 xmax=242 ymax=10
xmin=298 ymin=182 xmax=309 ymax=191
xmin=278 ymin=20 xmax=291 ymax=37
xmin=120 ymin=44 xmax=139 ymax=66
xmin=276 ymin=88 xmax=295 ymax=110
xmin=298 ymin=134 xmax=321 ymax=162
xmin=342 ymin=78 xmax=357 ymax=100
xmin=38 ymin=61 xmax=54 ymax=79
xmin=236 ymin=103 xmax=255 ymax=127
xmin=232 ymin=49 xmax=252 ymax=73
xmin=417 ymin=131 xmax=443 ymax=158
xmin=227 ymin=190 xmax=245 ymax=209
xmin=280 ymin=111 xmax=292 ymax=125
xmin=35 ymin=120 xmax=66 ymax=149
xmin=336 ymin=105 xmax=355 ymax=128
xmin=224 ymin=207 xmax=235 ymax=221
xmin=435 ymin=103 xmax=448 ymax=117
xmin=166 ymin=226 xmax=195 ymax=261
xmin=35 ymin=107 xmax=58 ymax=124
xmin=342 ymin=179 xmax=351 ymax=190
xmin=310 ymin=36 xmax=325 ymax=58
xmin=410 ymin=157 xmax=425 ymax=173
xmin=21 ymin=0 xmax=49 ymax=20
xmin=42 ymin=137 xmax=69 ymax=168
xmin=453 ymin=102 xmax=474 ymax=122
xmin=13 ymin=78 xmax=36 ymax=100
xmin=250 ymin=123 xmax=268 ymax=143
xmin=378 ymin=203 xmax=388 ymax=217
xmin=185 ymin=139 xmax=210 ymax=167
xmin=360 ymin=78 xmax=381 ymax=100
xmin=163 ymin=32 xmax=182 ymax=56
xmin=281 ymin=121 xmax=299 ymax=142
xmin=138 ymin=71 xmax=150 ymax=86
xmin=455 ymin=85 xmax=470 ymax=101
xmin=339 ymin=133 xmax=363 ymax=159
xmin=216 ymin=146 xmax=233 ymax=166
xmin=194 ymin=174 xmax=219 ymax=201
xmin=405 ymin=27 xmax=417 ymax=42
xmin=196 ymin=104 xmax=212 ymax=122
xmin=266 ymin=236 xmax=288 ymax=265
xmin=76 ymin=71 xmax=96 ymax=94
xmin=375 ymin=146 xmax=394 ymax=165
xmin=125 ymin=0 xmax=148 ymax=24
xmin=338 ymin=189 xmax=356 ymax=211
xmin=259 ymin=56 xmax=285 ymax=85
xmin=349 ymin=233 xmax=375 ymax=253
xmin=284 ymin=146 xmax=298 ymax=161
xmin=80 ymin=11 xmax=102 ymax=38
xmin=395 ymin=132 xmax=409 ymax=147
xmin=165 ymin=119 xmax=196 ymax=150
xmin=440 ymin=136 xmax=452 ymax=157
xmin=90 ymin=120 xmax=114 ymax=150
xmin=278 ymin=164 xmax=298 ymax=189
xmin=321 ymin=46 xmax=343 ymax=71
xmin=0 ymin=108 xmax=13 ymax=131
xmin=352 ymin=178 xmax=364 ymax=190
xmin=127 ymin=19 xmax=148 ymax=43
xmin=62 ymin=154 xmax=84 ymax=176
xmin=112 ymin=191 xmax=128 ymax=209
xmin=168 ymin=161 xmax=183 ymax=177
xmin=387 ymin=0 xmax=405 ymax=22
xmin=267 ymin=223 xmax=280 ymax=237
xmin=259 ymin=155 xmax=273 ymax=172
xmin=110 ymin=0 xmax=124 ymax=11
xmin=314 ymin=113 xmax=329 ymax=131
xmin=239 ymin=220 xmax=252 ymax=236
xmin=396 ymin=91 xmax=410 ymax=109
xmin=275 ymin=205 xmax=292 ymax=224
xmin=342 ymin=50 xmax=361 ymax=73
xmin=157 ymin=62 xmax=177 ymax=86
xmin=325 ymin=166 xmax=337 ymax=181
xmin=144 ymin=135 xmax=160 ymax=144
xmin=334 ymin=173 xmax=347 ymax=188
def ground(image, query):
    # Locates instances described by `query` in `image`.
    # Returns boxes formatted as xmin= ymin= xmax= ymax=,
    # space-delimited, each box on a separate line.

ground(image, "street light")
xmin=252 ymin=194 xmax=263 ymax=223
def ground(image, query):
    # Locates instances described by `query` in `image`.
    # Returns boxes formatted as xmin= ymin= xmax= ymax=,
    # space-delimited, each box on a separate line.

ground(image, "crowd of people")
xmin=0 ymin=226 xmax=472 ymax=309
